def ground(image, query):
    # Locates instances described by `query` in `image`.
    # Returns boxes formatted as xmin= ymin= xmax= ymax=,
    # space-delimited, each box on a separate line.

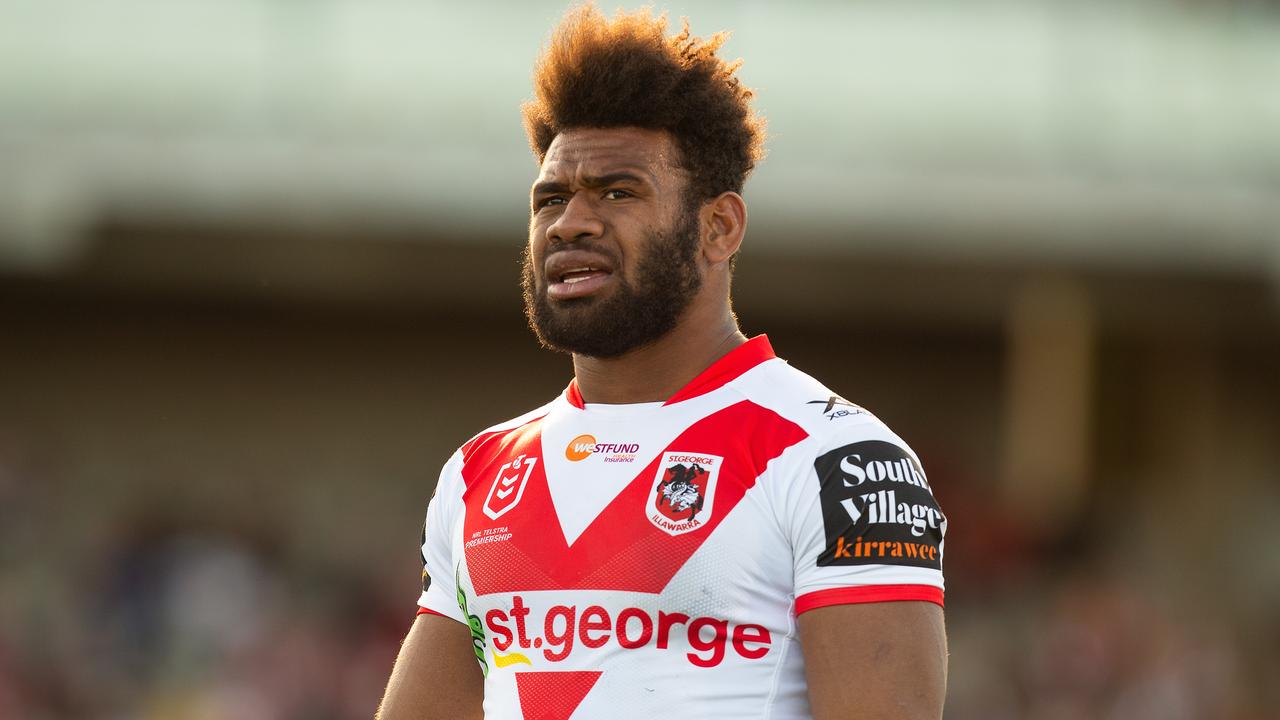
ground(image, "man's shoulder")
xmin=730 ymin=361 xmax=928 ymax=493
xmin=729 ymin=359 xmax=884 ymax=437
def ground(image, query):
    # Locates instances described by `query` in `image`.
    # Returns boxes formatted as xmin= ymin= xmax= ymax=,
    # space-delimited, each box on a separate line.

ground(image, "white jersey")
xmin=417 ymin=336 xmax=946 ymax=720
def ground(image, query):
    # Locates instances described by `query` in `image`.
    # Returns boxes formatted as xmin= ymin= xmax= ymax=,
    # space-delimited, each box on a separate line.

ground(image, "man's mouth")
xmin=557 ymin=266 xmax=608 ymax=284
xmin=545 ymin=254 xmax=616 ymax=300
xmin=549 ymin=267 xmax=612 ymax=299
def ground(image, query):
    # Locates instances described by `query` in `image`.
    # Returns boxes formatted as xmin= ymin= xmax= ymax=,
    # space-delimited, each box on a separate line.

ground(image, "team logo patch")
xmin=646 ymin=452 xmax=722 ymax=536
xmin=483 ymin=454 xmax=538 ymax=520
xmin=813 ymin=441 xmax=944 ymax=569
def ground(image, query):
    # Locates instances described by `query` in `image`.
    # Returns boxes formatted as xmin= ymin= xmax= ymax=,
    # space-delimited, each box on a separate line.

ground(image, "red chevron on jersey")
xmin=461 ymin=399 xmax=807 ymax=596
xmin=515 ymin=671 xmax=601 ymax=720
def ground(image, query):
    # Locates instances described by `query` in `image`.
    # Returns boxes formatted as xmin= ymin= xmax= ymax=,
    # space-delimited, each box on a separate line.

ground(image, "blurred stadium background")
xmin=1 ymin=0 xmax=1278 ymax=718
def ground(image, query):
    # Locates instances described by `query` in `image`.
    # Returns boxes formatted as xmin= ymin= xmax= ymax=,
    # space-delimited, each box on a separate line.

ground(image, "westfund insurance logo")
xmin=814 ymin=441 xmax=944 ymax=569
xmin=565 ymin=434 xmax=640 ymax=463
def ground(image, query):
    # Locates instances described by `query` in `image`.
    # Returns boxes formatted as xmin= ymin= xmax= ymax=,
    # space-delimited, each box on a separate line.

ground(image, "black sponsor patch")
xmin=814 ymin=441 xmax=944 ymax=569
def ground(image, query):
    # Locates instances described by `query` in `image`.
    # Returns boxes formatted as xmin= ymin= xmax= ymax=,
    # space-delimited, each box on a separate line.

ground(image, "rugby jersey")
xmin=417 ymin=336 xmax=946 ymax=720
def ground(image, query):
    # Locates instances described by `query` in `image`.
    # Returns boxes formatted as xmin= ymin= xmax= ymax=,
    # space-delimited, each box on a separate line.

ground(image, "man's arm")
xmin=376 ymin=613 xmax=485 ymax=720
xmin=799 ymin=600 xmax=947 ymax=720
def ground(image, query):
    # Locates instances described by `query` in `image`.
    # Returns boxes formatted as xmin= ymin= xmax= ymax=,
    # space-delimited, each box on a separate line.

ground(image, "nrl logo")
xmin=483 ymin=454 xmax=538 ymax=520
xmin=647 ymin=452 xmax=723 ymax=536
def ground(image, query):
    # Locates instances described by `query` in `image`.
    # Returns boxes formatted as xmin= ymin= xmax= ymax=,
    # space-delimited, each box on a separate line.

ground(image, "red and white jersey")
xmin=417 ymin=336 xmax=945 ymax=720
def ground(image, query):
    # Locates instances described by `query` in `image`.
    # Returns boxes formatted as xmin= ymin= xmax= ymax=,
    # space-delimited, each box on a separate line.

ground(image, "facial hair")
xmin=522 ymin=210 xmax=703 ymax=359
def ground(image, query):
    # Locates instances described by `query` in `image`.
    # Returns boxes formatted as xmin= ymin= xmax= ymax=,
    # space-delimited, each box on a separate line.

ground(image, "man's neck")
xmin=571 ymin=309 xmax=747 ymax=405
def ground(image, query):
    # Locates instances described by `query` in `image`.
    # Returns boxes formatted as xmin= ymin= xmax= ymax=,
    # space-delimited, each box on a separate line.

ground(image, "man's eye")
xmin=603 ymin=189 xmax=632 ymax=200
xmin=535 ymin=196 xmax=567 ymax=209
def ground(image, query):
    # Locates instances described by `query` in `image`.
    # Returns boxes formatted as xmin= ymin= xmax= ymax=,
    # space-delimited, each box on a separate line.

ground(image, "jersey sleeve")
xmin=782 ymin=422 xmax=947 ymax=615
xmin=416 ymin=449 xmax=467 ymax=623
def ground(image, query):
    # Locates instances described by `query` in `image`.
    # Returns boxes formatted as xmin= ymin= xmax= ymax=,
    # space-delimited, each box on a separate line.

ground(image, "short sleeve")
xmin=784 ymin=425 xmax=947 ymax=615
xmin=416 ymin=449 xmax=467 ymax=623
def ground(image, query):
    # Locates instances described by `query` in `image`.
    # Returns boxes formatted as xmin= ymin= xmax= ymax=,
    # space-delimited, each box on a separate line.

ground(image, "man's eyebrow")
xmin=581 ymin=171 xmax=652 ymax=188
xmin=531 ymin=180 xmax=570 ymax=196
xmin=531 ymin=170 xmax=654 ymax=196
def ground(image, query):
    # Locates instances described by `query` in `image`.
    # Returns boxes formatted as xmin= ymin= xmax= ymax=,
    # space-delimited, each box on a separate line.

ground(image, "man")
xmin=379 ymin=6 xmax=947 ymax=719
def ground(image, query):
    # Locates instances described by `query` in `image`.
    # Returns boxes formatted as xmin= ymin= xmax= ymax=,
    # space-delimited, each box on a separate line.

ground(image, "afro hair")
xmin=522 ymin=4 xmax=766 ymax=203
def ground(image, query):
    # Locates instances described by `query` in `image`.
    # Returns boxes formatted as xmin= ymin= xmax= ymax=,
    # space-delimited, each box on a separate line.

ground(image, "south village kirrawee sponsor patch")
xmin=813 ymin=441 xmax=945 ymax=569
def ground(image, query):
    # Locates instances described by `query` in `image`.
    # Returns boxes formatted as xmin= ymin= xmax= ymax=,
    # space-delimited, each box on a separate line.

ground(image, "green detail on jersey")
xmin=456 ymin=566 xmax=488 ymax=676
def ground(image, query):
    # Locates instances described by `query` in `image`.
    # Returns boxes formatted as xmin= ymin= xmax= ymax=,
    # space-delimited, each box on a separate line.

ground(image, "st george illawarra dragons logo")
xmin=647 ymin=452 xmax=723 ymax=536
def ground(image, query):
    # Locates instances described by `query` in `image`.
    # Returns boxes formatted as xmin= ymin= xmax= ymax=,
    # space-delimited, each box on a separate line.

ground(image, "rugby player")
xmin=379 ymin=5 xmax=947 ymax=719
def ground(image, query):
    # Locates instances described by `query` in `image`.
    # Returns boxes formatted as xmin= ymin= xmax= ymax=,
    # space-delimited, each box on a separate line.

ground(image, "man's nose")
xmin=546 ymin=193 xmax=604 ymax=245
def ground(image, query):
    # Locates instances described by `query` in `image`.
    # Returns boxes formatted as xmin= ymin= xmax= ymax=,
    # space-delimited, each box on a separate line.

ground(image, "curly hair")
xmin=522 ymin=4 xmax=766 ymax=202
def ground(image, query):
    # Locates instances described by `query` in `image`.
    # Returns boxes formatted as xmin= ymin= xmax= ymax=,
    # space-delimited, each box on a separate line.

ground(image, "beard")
xmin=522 ymin=211 xmax=703 ymax=359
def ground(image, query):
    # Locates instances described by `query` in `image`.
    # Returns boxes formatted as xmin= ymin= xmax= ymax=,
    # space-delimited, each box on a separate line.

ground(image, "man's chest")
xmin=438 ymin=397 xmax=815 ymax=717
xmin=453 ymin=401 xmax=808 ymax=597
xmin=449 ymin=413 xmax=795 ymax=673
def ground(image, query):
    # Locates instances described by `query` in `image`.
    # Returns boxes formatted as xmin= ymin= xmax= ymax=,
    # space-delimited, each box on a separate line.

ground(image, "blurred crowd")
xmin=1 ymin=454 xmax=1274 ymax=720
xmin=0 ymin=513 xmax=407 ymax=720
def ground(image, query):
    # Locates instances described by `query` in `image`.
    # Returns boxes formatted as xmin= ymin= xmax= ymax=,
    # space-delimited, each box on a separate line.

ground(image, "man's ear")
xmin=700 ymin=191 xmax=747 ymax=266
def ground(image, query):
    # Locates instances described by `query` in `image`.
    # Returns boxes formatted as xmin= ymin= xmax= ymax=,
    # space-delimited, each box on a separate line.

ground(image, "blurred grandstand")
xmin=1 ymin=1 xmax=1277 ymax=718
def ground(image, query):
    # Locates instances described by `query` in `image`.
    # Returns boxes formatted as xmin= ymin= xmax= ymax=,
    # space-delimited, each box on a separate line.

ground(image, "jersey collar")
xmin=563 ymin=335 xmax=777 ymax=410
